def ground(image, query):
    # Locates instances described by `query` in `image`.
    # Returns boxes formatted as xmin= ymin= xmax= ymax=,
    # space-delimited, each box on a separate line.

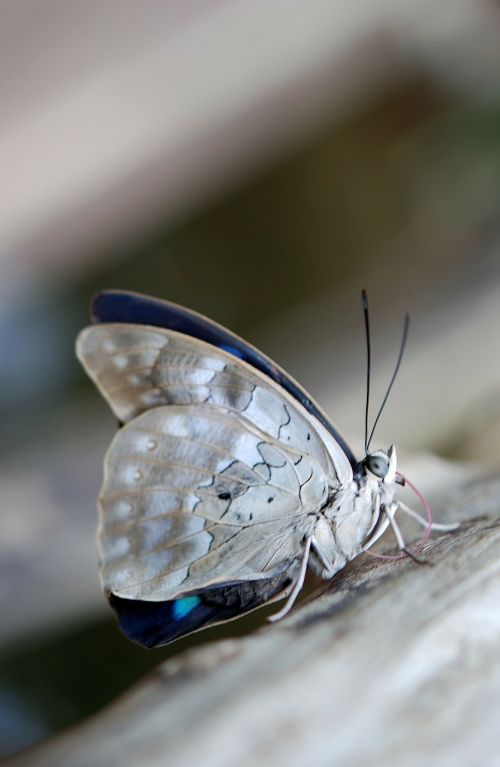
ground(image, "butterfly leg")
xmin=397 ymin=501 xmax=460 ymax=532
xmin=385 ymin=503 xmax=430 ymax=565
xmin=268 ymin=536 xmax=312 ymax=623
xmin=310 ymin=535 xmax=338 ymax=577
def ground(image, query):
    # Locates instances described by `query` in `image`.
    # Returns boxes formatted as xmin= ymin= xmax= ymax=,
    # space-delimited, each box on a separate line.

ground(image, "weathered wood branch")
xmin=11 ymin=472 xmax=500 ymax=767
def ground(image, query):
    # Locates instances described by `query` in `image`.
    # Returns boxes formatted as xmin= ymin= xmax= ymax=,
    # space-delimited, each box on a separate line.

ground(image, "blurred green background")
xmin=1 ymin=2 xmax=500 ymax=760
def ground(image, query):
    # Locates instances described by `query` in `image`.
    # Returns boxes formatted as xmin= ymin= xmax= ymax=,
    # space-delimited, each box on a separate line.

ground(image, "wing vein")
xmin=107 ymin=453 xmax=270 ymax=487
xmin=115 ymin=530 xmax=243 ymax=590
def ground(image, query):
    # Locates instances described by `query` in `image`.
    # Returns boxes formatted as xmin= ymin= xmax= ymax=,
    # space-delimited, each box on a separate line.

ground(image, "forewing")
xmin=99 ymin=405 xmax=327 ymax=601
xmin=76 ymin=323 xmax=352 ymax=486
xmin=90 ymin=290 xmax=357 ymax=466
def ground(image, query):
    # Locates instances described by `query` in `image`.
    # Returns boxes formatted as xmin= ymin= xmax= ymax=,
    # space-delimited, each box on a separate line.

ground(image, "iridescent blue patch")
xmin=218 ymin=343 xmax=245 ymax=359
xmin=172 ymin=595 xmax=201 ymax=620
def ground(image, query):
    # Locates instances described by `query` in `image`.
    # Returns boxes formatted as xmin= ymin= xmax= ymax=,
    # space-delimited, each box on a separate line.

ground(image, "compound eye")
xmin=364 ymin=451 xmax=389 ymax=479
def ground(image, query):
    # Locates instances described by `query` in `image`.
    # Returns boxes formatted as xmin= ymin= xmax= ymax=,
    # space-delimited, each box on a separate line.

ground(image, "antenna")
xmin=366 ymin=311 xmax=410 ymax=452
xmin=361 ymin=289 xmax=371 ymax=454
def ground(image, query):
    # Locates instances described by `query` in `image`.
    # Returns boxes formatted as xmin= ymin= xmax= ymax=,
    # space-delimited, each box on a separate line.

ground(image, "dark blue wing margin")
xmin=91 ymin=290 xmax=356 ymax=466
xmin=108 ymin=593 xmax=217 ymax=647
xmin=108 ymin=574 xmax=291 ymax=647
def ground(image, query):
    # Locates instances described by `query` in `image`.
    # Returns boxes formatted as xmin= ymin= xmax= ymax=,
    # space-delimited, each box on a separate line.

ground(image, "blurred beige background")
xmin=1 ymin=0 xmax=500 ymax=759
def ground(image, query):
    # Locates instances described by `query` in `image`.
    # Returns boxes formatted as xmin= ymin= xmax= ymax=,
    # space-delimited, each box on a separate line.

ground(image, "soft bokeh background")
xmin=1 ymin=0 xmax=500 ymax=759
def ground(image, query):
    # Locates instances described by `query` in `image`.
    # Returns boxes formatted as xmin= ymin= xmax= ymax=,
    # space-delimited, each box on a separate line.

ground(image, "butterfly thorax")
xmin=309 ymin=446 xmax=397 ymax=580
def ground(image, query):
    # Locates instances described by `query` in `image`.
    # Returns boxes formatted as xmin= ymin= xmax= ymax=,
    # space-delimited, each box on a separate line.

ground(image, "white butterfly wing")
xmin=99 ymin=404 xmax=327 ymax=600
xmin=76 ymin=324 xmax=352 ymax=485
xmin=77 ymin=324 xmax=354 ymax=601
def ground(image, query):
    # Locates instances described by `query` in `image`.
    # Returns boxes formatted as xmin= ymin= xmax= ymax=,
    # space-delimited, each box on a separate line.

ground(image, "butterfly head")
xmin=362 ymin=444 xmax=397 ymax=484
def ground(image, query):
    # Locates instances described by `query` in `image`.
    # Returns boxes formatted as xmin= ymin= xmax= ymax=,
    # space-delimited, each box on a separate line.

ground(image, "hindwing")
xmin=99 ymin=404 xmax=327 ymax=600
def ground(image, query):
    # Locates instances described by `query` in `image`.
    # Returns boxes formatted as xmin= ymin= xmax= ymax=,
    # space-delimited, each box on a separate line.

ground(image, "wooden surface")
xmin=10 ymin=470 xmax=500 ymax=767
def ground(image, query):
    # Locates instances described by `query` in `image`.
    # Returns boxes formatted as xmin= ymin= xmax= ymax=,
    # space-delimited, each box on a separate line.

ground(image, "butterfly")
xmin=76 ymin=290 xmax=454 ymax=647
